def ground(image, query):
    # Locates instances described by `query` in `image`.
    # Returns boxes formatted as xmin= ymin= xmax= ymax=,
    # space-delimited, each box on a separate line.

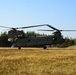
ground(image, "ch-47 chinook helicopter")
xmin=0 ymin=24 xmax=76 ymax=49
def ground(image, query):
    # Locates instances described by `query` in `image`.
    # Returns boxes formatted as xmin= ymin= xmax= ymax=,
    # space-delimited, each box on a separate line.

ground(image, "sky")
xmin=0 ymin=0 xmax=76 ymax=38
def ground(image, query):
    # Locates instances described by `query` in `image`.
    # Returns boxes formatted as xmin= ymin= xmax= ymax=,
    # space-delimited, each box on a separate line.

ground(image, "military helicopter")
xmin=0 ymin=24 xmax=76 ymax=49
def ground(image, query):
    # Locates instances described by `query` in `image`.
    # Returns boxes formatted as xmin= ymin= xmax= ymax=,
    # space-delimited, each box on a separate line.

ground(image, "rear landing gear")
xmin=43 ymin=46 xmax=47 ymax=49
xmin=18 ymin=46 xmax=21 ymax=49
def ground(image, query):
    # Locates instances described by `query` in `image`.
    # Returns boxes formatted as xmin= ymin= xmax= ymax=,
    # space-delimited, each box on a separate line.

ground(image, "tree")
xmin=25 ymin=31 xmax=46 ymax=37
xmin=0 ymin=32 xmax=12 ymax=47
xmin=25 ymin=31 xmax=36 ymax=37
xmin=59 ymin=37 xmax=74 ymax=47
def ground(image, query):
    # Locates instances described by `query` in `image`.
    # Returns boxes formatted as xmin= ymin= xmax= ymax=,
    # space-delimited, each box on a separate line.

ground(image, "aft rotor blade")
xmin=60 ymin=30 xmax=76 ymax=31
xmin=47 ymin=24 xmax=59 ymax=30
xmin=16 ymin=24 xmax=48 ymax=29
xmin=38 ymin=29 xmax=76 ymax=31
xmin=38 ymin=29 xmax=54 ymax=31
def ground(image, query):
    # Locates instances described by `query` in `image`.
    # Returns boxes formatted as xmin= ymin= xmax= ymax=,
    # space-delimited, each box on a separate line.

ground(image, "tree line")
xmin=0 ymin=31 xmax=76 ymax=47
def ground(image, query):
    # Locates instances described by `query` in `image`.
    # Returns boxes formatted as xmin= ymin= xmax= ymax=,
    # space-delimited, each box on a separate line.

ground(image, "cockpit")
xmin=8 ymin=30 xmax=25 ymax=42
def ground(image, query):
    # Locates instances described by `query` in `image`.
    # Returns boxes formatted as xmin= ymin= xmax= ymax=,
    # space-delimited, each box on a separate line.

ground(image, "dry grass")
xmin=0 ymin=47 xmax=76 ymax=75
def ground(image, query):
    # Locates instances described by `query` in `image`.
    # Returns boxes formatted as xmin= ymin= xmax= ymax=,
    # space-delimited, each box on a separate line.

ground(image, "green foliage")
xmin=74 ymin=38 xmax=76 ymax=45
xmin=25 ymin=31 xmax=36 ymax=37
xmin=57 ymin=37 xmax=74 ymax=48
xmin=63 ymin=37 xmax=74 ymax=47
xmin=25 ymin=31 xmax=46 ymax=37
xmin=0 ymin=32 xmax=7 ymax=37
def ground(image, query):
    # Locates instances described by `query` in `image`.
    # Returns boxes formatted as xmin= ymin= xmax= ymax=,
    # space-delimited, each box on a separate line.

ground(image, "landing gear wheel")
xmin=18 ymin=46 xmax=21 ymax=50
xmin=43 ymin=46 xmax=47 ymax=49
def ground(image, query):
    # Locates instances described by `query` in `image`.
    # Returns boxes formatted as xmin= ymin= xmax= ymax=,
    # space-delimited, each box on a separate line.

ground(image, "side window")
xmin=53 ymin=37 xmax=57 ymax=41
xmin=28 ymin=39 xmax=31 ymax=42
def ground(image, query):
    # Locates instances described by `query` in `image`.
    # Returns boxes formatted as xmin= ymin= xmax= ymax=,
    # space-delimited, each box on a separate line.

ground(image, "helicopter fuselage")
xmin=14 ymin=35 xmax=64 ymax=47
xmin=7 ymin=26 xmax=65 ymax=49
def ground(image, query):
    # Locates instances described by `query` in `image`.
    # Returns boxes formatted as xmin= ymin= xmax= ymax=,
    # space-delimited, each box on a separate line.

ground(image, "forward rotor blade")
xmin=0 ymin=26 xmax=12 ymax=29
xmin=0 ymin=24 xmax=48 ymax=30
xmin=16 ymin=24 xmax=48 ymax=29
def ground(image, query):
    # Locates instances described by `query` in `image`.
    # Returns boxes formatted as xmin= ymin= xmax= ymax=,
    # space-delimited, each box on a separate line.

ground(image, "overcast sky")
xmin=0 ymin=0 xmax=76 ymax=38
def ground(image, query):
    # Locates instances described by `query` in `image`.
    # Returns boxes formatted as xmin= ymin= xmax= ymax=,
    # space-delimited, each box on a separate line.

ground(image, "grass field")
xmin=0 ymin=47 xmax=76 ymax=75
